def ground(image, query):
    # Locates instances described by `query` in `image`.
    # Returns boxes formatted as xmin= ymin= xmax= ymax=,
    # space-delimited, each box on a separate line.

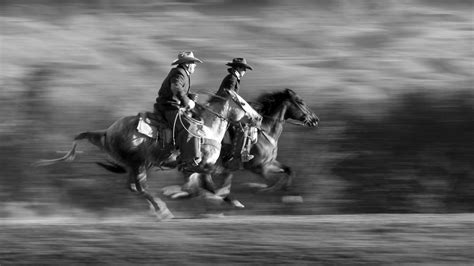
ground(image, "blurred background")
xmin=1 ymin=0 xmax=473 ymax=219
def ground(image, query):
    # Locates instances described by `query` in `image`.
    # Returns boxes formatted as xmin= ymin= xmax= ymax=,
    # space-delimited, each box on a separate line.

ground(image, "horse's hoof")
xmin=170 ymin=191 xmax=190 ymax=199
xmin=215 ymin=186 xmax=230 ymax=197
xmin=281 ymin=195 xmax=304 ymax=203
xmin=231 ymin=200 xmax=245 ymax=209
xmin=156 ymin=208 xmax=175 ymax=221
xmin=162 ymin=185 xmax=183 ymax=197
xmin=129 ymin=183 xmax=138 ymax=192
xmin=243 ymin=182 xmax=268 ymax=189
xmin=259 ymin=185 xmax=279 ymax=193
xmin=202 ymin=192 xmax=224 ymax=204
xmin=200 ymin=213 xmax=225 ymax=218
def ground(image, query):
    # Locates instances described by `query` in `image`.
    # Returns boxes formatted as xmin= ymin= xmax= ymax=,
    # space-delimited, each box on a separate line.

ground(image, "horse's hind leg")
xmin=130 ymin=165 xmax=174 ymax=221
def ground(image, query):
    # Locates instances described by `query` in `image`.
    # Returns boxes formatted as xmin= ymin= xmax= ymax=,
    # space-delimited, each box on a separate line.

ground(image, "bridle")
xmin=288 ymin=96 xmax=316 ymax=126
xmin=260 ymin=96 xmax=313 ymax=126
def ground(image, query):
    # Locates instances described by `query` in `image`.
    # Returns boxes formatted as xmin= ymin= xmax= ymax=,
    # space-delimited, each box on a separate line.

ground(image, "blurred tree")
xmin=332 ymin=90 xmax=474 ymax=213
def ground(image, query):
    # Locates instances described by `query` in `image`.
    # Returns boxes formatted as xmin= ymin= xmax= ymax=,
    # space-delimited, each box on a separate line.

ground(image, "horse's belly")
xmin=201 ymin=142 xmax=221 ymax=165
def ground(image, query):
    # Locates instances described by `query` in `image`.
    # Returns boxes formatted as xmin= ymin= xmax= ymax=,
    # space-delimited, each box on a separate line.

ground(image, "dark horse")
xmin=163 ymin=88 xmax=319 ymax=205
xmin=34 ymin=89 xmax=262 ymax=220
xmin=241 ymin=88 xmax=318 ymax=191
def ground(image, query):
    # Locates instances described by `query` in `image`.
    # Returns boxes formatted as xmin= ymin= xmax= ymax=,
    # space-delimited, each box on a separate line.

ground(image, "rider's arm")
xmin=170 ymin=72 xmax=194 ymax=109
xmin=221 ymin=75 xmax=239 ymax=93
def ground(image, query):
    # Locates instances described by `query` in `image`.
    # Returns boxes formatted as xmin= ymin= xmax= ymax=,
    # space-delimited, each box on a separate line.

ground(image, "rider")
xmin=154 ymin=51 xmax=203 ymax=171
xmin=216 ymin=57 xmax=256 ymax=164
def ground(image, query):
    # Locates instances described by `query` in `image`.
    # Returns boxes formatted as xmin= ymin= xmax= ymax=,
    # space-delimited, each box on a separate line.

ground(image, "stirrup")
xmin=179 ymin=158 xmax=204 ymax=173
xmin=241 ymin=153 xmax=254 ymax=162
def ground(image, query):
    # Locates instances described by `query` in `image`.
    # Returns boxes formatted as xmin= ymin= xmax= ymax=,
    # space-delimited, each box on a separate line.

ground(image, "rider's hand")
xmin=187 ymin=100 xmax=196 ymax=110
xmin=188 ymin=93 xmax=198 ymax=101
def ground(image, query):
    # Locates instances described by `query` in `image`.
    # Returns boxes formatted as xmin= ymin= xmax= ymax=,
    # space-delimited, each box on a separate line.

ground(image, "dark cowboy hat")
xmin=171 ymin=51 xmax=203 ymax=65
xmin=226 ymin=58 xmax=253 ymax=70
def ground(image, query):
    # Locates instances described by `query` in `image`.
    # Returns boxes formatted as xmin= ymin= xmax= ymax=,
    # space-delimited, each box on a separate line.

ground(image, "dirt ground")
xmin=1 ymin=214 xmax=473 ymax=265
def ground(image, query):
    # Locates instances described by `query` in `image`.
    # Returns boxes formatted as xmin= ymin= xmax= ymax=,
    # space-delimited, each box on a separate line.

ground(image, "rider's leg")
xmin=182 ymin=134 xmax=202 ymax=166
xmin=241 ymin=136 xmax=254 ymax=162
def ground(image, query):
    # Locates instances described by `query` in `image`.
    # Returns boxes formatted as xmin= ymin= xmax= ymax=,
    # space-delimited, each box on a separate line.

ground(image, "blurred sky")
xmin=2 ymin=0 xmax=472 ymax=117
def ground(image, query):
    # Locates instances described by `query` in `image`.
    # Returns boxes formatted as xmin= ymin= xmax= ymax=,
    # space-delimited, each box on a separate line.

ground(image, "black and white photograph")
xmin=1 ymin=0 xmax=473 ymax=264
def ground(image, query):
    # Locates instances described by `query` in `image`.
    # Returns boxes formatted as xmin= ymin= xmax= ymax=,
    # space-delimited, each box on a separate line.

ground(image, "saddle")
xmin=136 ymin=112 xmax=172 ymax=146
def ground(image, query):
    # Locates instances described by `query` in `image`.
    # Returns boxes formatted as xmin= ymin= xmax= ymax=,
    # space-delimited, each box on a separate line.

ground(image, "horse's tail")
xmin=32 ymin=141 xmax=79 ymax=167
xmin=33 ymin=130 xmax=107 ymax=167
xmin=74 ymin=130 xmax=106 ymax=150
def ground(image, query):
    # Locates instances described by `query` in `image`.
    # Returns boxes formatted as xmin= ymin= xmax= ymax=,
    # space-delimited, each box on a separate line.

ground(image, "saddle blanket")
xmin=137 ymin=116 xmax=157 ymax=138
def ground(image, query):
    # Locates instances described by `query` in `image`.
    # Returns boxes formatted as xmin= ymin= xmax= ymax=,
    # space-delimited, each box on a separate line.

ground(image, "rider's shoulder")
xmin=171 ymin=66 xmax=185 ymax=74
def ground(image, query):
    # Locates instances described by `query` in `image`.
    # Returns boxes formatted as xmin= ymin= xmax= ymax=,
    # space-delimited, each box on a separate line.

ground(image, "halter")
xmin=288 ymin=95 xmax=315 ymax=126
xmin=260 ymin=96 xmax=311 ymax=126
xmin=257 ymin=95 xmax=313 ymax=147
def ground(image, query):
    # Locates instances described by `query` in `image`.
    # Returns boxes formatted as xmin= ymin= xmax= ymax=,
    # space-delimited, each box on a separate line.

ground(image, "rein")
xmin=198 ymin=91 xmax=260 ymax=124
xmin=262 ymin=114 xmax=285 ymax=123
xmin=172 ymin=109 xmax=206 ymax=146
xmin=178 ymin=111 xmax=205 ymax=139
xmin=259 ymin=129 xmax=277 ymax=147
xmin=195 ymin=103 xmax=228 ymax=121
xmin=261 ymin=114 xmax=303 ymax=125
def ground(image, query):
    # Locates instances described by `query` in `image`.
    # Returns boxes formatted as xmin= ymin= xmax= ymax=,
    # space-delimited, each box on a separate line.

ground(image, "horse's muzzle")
xmin=304 ymin=115 xmax=319 ymax=127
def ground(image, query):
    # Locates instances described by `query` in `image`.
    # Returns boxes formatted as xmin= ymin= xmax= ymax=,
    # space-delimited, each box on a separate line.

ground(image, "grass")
xmin=1 ymin=214 xmax=473 ymax=264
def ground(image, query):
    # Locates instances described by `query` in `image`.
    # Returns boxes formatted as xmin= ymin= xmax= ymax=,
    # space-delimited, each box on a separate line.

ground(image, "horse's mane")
xmin=196 ymin=90 xmax=230 ymax=118
xmin=252 ymin=90 xmax=289 ymax=115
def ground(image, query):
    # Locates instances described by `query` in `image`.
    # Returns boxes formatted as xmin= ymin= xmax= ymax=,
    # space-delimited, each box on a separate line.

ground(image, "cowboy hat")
xmin=226 ymin=58 xmax=253 ymax=70
xmin=171 ymin=51 xmax=203 ymax=65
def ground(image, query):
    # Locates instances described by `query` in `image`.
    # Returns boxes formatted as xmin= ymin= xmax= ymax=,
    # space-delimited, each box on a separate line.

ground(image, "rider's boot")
xmin=241 ymin=150 xmax=254 ymax=162
xmin=241 ymin=139 xmax=254 ymax=162
xmin=179 ymin=136 xmax=205 ymax=173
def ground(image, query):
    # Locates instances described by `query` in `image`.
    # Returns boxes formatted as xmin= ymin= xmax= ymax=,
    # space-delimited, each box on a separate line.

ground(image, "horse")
xmin=163 ymin=88 xmax=319 ymax=206
xmin=34 ymin=89 xmax=262 ymax=221
xmin=221 ymin=88 xmax=319 ymax=195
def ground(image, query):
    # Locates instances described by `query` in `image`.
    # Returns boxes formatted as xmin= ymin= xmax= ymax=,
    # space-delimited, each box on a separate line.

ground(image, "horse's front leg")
xmin=256 ymin=161 xmax=293 ymax=192
xmin=195 ymin=173 xmax=243 ymax=208
xmin=242 ymin=164 xmax=273 ymax=190
xmin=210 ymin=173 xmax=245 ymax=209
xmin=266 ymin=160 xmax=293 ymax=191
xmin=130 ymin=165 xmax=174 ymax=221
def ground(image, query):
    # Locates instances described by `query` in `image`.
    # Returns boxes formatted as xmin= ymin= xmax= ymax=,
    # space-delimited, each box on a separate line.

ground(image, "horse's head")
xmin=283 ymin=88 xmax=319 ymax=127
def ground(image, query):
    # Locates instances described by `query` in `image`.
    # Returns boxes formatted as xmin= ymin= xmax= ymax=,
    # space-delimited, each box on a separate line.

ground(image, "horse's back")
xmin=105 ymin=115 xmax=145 ymax=155
xmin=108 ymin=115 xmax=138 ymax=133
xmin=105 ymin=114 xmax=173 ymax=166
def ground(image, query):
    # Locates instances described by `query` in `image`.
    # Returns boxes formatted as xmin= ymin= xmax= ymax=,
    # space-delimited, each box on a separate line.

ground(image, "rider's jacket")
xmin=216 ymin=68 xmax=241 ymax=96
xmin=155 ymin=65 xmax=192 ymax=110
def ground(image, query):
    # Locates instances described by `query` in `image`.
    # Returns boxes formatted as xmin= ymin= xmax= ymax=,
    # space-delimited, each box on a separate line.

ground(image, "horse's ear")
xmin=284 ymin=88 xmax=295 ymax=95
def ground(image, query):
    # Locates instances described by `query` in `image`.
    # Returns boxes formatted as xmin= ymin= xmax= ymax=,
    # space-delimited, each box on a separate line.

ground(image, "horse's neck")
xmin=261 ymin=105 xmax=287 ymax=141
xmin=201 ymin=100 xmax=230 ymax=141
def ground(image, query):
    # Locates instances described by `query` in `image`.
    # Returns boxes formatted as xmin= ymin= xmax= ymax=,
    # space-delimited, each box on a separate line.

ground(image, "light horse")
xmin=34 ymin=89 xmax=262 ymax=220
xmin=220 ymin=88 xmax=319 ymax=196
